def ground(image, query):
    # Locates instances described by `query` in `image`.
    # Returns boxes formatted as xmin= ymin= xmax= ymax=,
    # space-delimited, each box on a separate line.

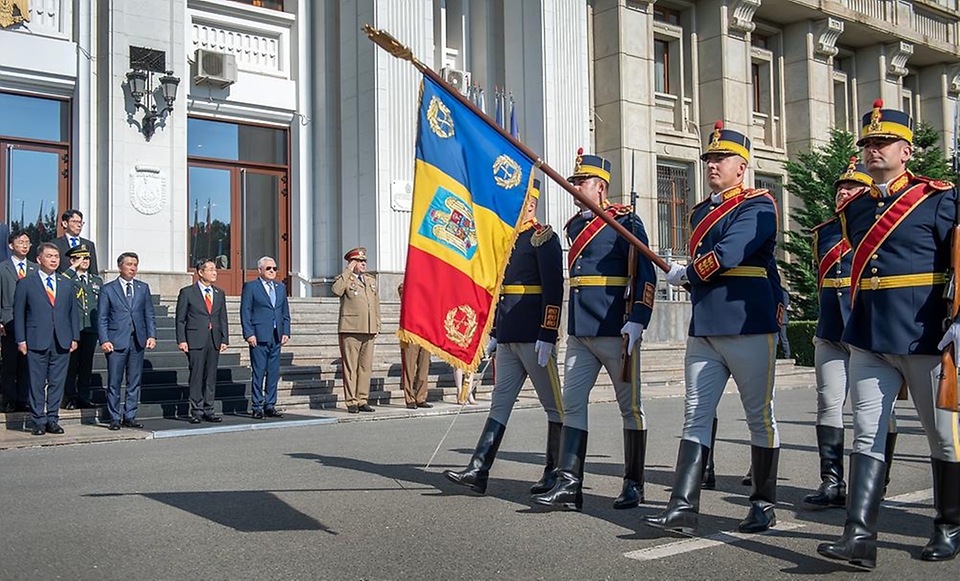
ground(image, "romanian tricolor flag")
xmin=398 ymin=75 xmax=536 ymax=371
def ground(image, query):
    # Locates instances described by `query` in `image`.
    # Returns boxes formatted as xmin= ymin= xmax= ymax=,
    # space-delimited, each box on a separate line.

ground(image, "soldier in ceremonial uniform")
xmin=62 ymin=245 xmax=102 ymax=410
xmin=804 ymin=161 xmax=899 ymax=510
xmin=645 ymin=122 xmax=783 ymax=535
xmin=532 ymin=152 xmax=657 ymax=511
xmin=444 ymin=179 xmax=565 ymax=494
xmin=818 ymin=101 xmax=959 ymax=568
xmin=333 ymin=247 xmax=380 ymax=413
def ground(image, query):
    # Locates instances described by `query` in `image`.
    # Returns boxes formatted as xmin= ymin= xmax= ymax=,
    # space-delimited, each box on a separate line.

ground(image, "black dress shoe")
xmin=188 ymin=416 xmax=202 ymax=424
xmin=406 ymin=403 xmax=417 ymax=409
xmin=202 ymin=414 xmax=223 ymax=423
xmin=252 ymin=410 xmax=264 ymax=419
xmin=121 ymin=419 xmax=144 ymax=429
xmin=347 ymin=406 xmax=359 ymax=414
xmin=77 ymin=399 xmax=97 ymax=409
xmin=357 ymin=404 xmax=375 ymax=412
xmin=63 ymin=398 xmax=77 ymax=410
xmin=264 ymin=408 xmax=283 ymax=418
xmin=417 ymin=402 xmax=433 ymax=409
xmin=109 ymin=421 xmax=121 ymax=431
xmin=32 ymin=425 xmax=46 ymax=436
xmin=47 ymin=422 xmax=65 ymax=435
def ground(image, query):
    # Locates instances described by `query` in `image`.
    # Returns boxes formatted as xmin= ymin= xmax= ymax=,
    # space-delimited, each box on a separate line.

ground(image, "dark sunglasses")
xmin=264 ymin=266 xmax=278 ymax=271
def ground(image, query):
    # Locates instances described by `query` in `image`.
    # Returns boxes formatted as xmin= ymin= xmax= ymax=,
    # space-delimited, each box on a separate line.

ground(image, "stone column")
xmin=99 ymin=0 xmax=189 ymax=294
xmin=918 ymin=64 xmax=960 ymax=155
xmin=781 ymin=18 xmax=842 ymax=155
xmin=854 ymin=41 xmax=912 ymax=114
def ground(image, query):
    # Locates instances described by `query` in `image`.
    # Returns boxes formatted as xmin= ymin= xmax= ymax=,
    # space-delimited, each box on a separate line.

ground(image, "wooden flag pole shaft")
xmin=364 ymin=25 xmax=671 ymax=273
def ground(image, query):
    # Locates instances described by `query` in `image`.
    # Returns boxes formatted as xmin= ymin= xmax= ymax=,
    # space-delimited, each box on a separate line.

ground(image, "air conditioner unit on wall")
xmin=441 ymin=67 xmax=471 ymax=96
xmin=194 ymin=49 xmax=238 ymax=88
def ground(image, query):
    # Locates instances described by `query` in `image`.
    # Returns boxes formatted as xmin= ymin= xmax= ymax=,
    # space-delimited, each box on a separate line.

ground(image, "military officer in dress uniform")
xmin=645 ymin=121 xmax=783 ymax=535
xmin=62 ymin=244 xmax=102 ymax=410
xmin=532 ymin=152 xmax=657 ymax=512
xmin=818 ymin=101 xmax=959 ymax=568
xmin=444 ymin=179 xmax=565 ymax=495
xmin=804 ymin=160 xmax=899 ymax=510
xmin=333 ymin=247 xmax=381 ymax=413
xmin=397 ymin=282 xmax=432 ymax=410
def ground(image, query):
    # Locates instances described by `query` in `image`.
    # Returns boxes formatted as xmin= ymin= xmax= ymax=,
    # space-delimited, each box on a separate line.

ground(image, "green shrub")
xmin=784 ymin=321 xmax=817 ymax=367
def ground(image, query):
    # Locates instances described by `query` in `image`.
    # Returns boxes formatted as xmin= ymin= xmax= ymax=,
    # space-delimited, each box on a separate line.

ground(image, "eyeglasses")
xmin=264 ymin=266 xmax=278 ymax=271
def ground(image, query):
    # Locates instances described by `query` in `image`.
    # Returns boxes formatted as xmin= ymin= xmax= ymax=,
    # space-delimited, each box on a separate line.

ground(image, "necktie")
xmin=125 ymin=281 xmax=133 ymax=307
xmin=80 ymin=274 xmax=87 ymax=285
xmin=70 ymin=237 xmax=79 ymax=248
xmin=204 ymin=287 xmax=213 ymax=314
xmin=46 ymin=276 xmax=56 ymax=306
xmin=17 ymin=262 xmax=25 ymax=279
xmin=268 ymin=282 xmax=276 ymax=307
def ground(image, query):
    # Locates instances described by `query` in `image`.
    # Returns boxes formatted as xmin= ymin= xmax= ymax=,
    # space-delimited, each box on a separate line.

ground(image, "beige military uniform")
xmin=333 ymin=267 xmax=381 ymax=407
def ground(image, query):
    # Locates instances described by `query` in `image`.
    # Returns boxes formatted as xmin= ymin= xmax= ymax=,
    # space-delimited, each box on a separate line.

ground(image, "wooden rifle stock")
xmin=937 ymin=224 xmax=960 ymax=412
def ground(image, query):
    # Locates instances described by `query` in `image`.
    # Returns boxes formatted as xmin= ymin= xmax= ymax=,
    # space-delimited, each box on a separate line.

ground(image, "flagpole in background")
xmin=364 ymin=25 xmax=669 ymax=272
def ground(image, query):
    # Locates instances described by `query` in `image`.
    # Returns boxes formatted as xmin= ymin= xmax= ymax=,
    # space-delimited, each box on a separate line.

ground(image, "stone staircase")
xmin=0 ymin=295 xmax=814 ymax=427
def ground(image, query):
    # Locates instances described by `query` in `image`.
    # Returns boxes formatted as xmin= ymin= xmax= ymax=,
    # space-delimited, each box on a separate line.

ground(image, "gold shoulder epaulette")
xmin=914 ymin=175 xmax=955 ymax=192
xmin=743 ymin=188 xmax=771 ymax=200
xmin=531 ymin=224 xmax=555 ymax=247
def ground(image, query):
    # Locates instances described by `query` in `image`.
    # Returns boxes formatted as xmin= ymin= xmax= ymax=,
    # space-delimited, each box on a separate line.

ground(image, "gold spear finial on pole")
xmin=362 ymin=25 xmax=425 ymax=71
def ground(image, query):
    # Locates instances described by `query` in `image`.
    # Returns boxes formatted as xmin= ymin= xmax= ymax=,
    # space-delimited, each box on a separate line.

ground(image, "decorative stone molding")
xmin=813 ymin=18 xmax=844 ymax=59
xmin=129 ymin=166 xmax=167 ymax=216
xmin=948 ymin=65 xmax=960 ymax=96
xmin=729 ymin=0 xmax=761 ymax=34
xmin=884 ymin=41 xmax=913 ymax=79
xmin=626 ymin=0 xmax=657 ymax=11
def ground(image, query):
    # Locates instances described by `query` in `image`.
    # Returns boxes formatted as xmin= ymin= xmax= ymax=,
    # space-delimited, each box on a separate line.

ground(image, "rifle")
xmin=620 ymin=150 xmax=639 ymax=382
xmin=937 ymin=102 xmax=960 ymax=412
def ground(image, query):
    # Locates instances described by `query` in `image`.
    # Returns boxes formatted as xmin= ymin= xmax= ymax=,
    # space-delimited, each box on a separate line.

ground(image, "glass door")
xmin=2 ymin=142 xmax=69 ymax=260
xmin=188 ymin=164 xmax=240 ymax=292
xmin=241 ymin=168 xmax=288 ymax=286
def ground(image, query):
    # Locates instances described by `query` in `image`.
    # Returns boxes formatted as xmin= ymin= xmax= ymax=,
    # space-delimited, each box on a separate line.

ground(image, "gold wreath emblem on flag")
xmin=492 ymin=154 xmax=522 ymax=189
xmin=427 ymin=96 xmax=455 ymax=138
xmin=444 ymin=304 xmax=478 ymax=348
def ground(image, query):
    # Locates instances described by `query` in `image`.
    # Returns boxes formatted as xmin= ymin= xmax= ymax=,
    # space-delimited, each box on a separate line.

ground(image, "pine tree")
xmin=909 ymin=122 xmax=960 ymax=182
xmin=778 ymin=128 xmax=858 ymax=321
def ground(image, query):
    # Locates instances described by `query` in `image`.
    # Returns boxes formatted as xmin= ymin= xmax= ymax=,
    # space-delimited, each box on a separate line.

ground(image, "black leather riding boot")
xmin=642 ymin=439 xmax=707 ymax=535
xmin=803 ymin=425 xmax=846 ymax=508
xmin=530 ymin=421 xmax=562 ymax=494
xmin=442 ymin=418 xmax=506 ymax=494
xmin=531 ymin=426 xmax=588 ymax=511
xmin=702 ymin=418 xmax=719 ymax=490
xmin=739 ymin=446 xmax=779 ymax=533
xmin=921 ymin=458 xmax=960 ymax=561
xmin=817 ymin=453 xmax=886 ymax=570
xmin=613 ymin=429 xmax=646 ymax=509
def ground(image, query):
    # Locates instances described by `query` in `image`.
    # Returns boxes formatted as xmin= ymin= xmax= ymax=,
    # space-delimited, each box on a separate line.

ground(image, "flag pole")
xmin=363 ymin=25 xmax=669 ymax=272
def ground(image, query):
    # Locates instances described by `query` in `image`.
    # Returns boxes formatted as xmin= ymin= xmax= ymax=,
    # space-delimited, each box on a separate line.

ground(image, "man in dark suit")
xmin=53 ymin=209 xmax=99 ymax=275
xmin=1 ymin=231 xmax=38 ymax=412
xmin=176 ymin=259 xmax=229 ymax=424
xmin=14 ymin=242 xmax=79 ymax=435
xmin=97 ymin=252 xmax=157 ymax=430
xmin=240 ymin=256 xmax=291 ymax=419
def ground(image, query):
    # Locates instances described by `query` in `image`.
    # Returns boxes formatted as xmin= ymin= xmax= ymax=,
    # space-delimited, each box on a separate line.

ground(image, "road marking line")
xmin=624 ymin=521 xmax=805 ymax=562
xmin=883 ymin=488 xmax=932 ymax=508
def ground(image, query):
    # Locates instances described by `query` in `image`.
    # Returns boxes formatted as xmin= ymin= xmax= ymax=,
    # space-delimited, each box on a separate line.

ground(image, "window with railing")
xmin=755 ymin=174 xmax=785 ymax=260
xmin=656 ymin=161 xmax=693 ymax=259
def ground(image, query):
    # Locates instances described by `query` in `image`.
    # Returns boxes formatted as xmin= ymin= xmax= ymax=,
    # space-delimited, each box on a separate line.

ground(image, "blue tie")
xmin=268 ymin=282 xmax=276 ymax=307
xmin=70 ymin=237 xmax=79 ymax=248
xmin=125 ymin=281 xmax=133 ymax=308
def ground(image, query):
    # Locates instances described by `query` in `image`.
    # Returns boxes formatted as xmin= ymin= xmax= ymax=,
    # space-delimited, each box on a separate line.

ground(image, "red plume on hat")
xmin=873 ymin=99 xmax=883 ymax=109
xmin=714 ymin=120 xmax=724 ymax=130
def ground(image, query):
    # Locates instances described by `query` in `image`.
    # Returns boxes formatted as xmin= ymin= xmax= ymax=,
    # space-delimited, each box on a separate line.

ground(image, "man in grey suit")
xmin=13 ymin=242 xmax=79 ymax=435
xmin=0 ymin=231 xmax=37 ymax=412
xmin=240 ymin=256 xmax=291 ymax=419
xmin=98 ymin=252 xmax=157 ymax=430
xmin=176 ymin=259 xmax=229 ymax=424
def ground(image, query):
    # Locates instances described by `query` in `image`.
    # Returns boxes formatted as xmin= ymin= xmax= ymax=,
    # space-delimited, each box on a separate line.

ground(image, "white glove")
xmin=938 ymin=321 xmax=960 ymax=353
xmin=535 ymin=340 xmax=553 ymax=367
xmin=665 ymin=261 xmax=688 ymax=286
xmin=485 ymin=337 xmax=498 ymax=358
xmin=621 ymin=321 xmax=644 ymax=355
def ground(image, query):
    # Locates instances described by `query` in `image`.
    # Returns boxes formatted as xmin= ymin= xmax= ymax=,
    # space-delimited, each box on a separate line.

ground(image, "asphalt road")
xmin=0 ymin=385 xmax=957 ymax=580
